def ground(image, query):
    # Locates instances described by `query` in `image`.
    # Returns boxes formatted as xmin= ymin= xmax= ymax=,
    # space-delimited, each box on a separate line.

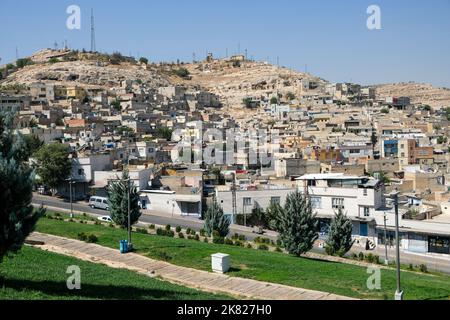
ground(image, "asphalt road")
xmin=32 ymin=194 xmax=272 ymax=242
xmin=32 ymin=194 xmax=450 ymax=274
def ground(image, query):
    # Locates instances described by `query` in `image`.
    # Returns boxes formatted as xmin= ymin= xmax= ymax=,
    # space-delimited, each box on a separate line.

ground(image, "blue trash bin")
xmin=120 ymin=240 xmax=128 ymax=253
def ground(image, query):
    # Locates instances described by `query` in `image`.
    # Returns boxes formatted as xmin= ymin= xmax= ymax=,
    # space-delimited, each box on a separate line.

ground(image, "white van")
xmin=89 ymin=196 xmax=110 ymax=211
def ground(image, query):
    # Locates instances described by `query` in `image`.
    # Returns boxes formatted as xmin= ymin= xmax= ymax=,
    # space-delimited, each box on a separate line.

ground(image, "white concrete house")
xmin=296 ymin=173 xmax=385 ymax=240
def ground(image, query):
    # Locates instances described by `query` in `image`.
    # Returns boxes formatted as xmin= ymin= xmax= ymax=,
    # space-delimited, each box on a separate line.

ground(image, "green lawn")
xmin=0 ymin=246 xmax=231 ymax=300
xmin=35 ymin=216 xmax=450 ymax=300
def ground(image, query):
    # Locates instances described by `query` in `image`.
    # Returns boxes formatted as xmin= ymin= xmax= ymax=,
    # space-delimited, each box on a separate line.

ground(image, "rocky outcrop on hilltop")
xmin=375 ymin=82 xmax=450 ymax=109
xmin=1 ymin=51 xmax=171 ymax=89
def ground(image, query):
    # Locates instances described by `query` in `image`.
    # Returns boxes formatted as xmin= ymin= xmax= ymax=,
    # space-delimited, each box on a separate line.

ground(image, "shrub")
xmin=351 ymin=253 xmax=358 ymax=260
xmin=358 ymin=252 xmax=365 ymax=261
xmin=224 ymin=238 xmax=234 ymax=245
xmin=194 ymin=234 xmax=200 ymax=241
xmin=165 ymin=224 xmax=171 ymax=231
xmin=149 ymin=224 xmax=155 ymax=230
xmin=87 ymin=234 xmax=98 ymax=243
xmin=213 ymin=237 xmax=224 ymax=244
xmin=234 ymin=240 xmax=244 ymax=247
xmin=176 ymin=226 xmax=181 ymax=233
xmin=155 ymin=250 xmax=172 ymax=262
xmin=200 ymin=229 xmax=206 ymax=237
xmin=186 ymin=228 xmax=192 ymax=234
xmin=246 ymin=243 xmax=253 ymax=249
xmin=258 ymin=244 xmax=269 ymax=251
xmin=203 ymin=237 xmax=209 ymax=243
xmin=190 ymin=229 xmax=197 ymax=236
xmin=275 ymin=247 xmax=283 ymax=253
xmin=238 ymin=234 xmax=246 ymax=241
xmin=373 ymin=255 xmax=380 ymax=264
xmin=136 ymin=228 xmax=148 ymax=234
xmin=408 ymin=263 xmax=414 ymax=271
xmin=178 ymin=232 xmax=185 ymax=239
xmin=419 ymin=264 xmax=428 ymax=273
xmin=77 ymin=233 xmax=87 ymax=241
xmin=365 ymin=253 xmax=374 ymax=263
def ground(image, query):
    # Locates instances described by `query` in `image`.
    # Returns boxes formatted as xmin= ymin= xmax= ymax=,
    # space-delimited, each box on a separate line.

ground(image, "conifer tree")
xmin=0 ymin=112 xmax=44 ymax=262
xmin=325 ymin=208 xmax=355 ymax=257
xmin=204 ymin=200 xmax=230 ymax=237
xmin=108 ymin=170 xmax=141 ymax=228
xmin=276 ymin=191 xmax=318 ymax=256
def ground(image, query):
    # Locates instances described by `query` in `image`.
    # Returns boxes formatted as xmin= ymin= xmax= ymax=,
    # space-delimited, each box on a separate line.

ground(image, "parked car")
xmin=97 ymin=216 xmax=112 ymax=223
xmin=37 ymin=185 xmax=51 ymax=196
xmin=89 ymin=196 xmax=110 ymax=210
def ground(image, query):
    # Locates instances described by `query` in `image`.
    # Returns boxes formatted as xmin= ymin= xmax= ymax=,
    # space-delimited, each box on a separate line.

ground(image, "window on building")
xmin=363 ymin=206 xmax=370 ymax=217
xmin=148 ymin=148 xmax=154 ymax=153
xmin=307 ymin=180 xmax=316 ymax=187
xmin=78 ymin=169 xmax=84 ymax=176
xmin=332 ymin=198 xmax=345 ymax=210
xmin=243 ymin=197 xmax=252 ymax=206
xmin=310 ymin=197 xmax=322 ymax=209
xmin=270 ymin=197 xmax=281 ymax=205
xmin=363 ymin=189 xmax=368 ymax=196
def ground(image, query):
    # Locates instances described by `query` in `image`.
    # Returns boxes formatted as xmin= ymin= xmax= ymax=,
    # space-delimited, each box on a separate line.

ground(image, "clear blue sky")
xmin=1 ymin=0 xmax=449 ymax=87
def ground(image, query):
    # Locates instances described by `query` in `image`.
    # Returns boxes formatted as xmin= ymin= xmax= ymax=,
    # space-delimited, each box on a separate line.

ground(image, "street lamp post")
xmin=386 ymin=191 xmax=403 ymax=300
xmin=127 ymin=177 xmax=132 ymax=251
xmin=383 ymin=212 xmax=389 ymax=265
xmin=67 ymin=178 xmax=75 ymax=219
xmin=392 ymin=192 xmax=403 ymax=300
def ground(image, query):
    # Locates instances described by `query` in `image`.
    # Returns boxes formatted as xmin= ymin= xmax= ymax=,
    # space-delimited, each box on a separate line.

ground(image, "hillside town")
xmin=2 ymin=48 xmax=450 ymax=260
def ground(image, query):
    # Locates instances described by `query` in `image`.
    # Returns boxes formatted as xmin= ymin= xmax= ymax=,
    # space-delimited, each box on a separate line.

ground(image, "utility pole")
xmin=231 ymin=172 xmax=237 ymax=224
xmin=68 ymin=178 xmax=74 ymax=219
xmin=127 ymin=154 xmax=132 ymax=251
xmin=90 ymin=8 xmax=96 ymax=52
xmin=386 ymin=191 xmax=403 ymax=300
xmin=383 ymin=212 xmax=389 ymax=265
xmin=393 ymin=192 xmax=403 ymax=300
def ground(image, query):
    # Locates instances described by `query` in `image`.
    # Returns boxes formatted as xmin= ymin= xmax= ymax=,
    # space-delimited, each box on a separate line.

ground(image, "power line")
xmin=91 ymin=8 xmax=96 ymax=52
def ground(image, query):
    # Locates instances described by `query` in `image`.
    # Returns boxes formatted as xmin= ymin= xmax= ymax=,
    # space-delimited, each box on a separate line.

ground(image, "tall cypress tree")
xmin=204 ymin=200 xmax=230 ymax=237
xmin=276 ymin=191 xmax=318 ymax=256
xmin=108 ymin=170 xmax=141 ymax=228
xmin=0 ymin=112 xmax=45 ymax=262
xmin=325 ymin=208 xmax=355 ymax=257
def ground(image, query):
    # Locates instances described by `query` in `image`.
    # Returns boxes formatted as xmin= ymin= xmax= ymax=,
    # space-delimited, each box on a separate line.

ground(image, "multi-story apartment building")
xmin=296 ymin=173 xmax=385 ymax=239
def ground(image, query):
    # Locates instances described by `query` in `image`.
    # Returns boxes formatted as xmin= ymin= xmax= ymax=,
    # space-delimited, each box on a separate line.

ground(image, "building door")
xmin=360 ymin=222 xmax=368 ymax=237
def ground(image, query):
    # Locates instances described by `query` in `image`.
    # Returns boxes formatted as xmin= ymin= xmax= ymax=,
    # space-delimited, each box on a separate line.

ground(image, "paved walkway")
xmin=28 ymin=232 xmax=354 ymax=300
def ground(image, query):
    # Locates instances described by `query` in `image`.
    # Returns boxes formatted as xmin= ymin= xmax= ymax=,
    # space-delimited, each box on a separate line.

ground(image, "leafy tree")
xmin=33 ymin=143 xmax=72 ymax=195
xmin=108 ymin=170 xmax=141 ymax=228
xmin=325 ymin=208 xmax=355 ymax=257
xmin=370 ymin=171 xmax=390 ymax=184
xmin=16 ymin=58 xmax=33 ymax=69
xmin=22 ymin=135 xmax=43 ymax=160
xmin=437 ymin=136 xmax=448 ymax=144
xmin=174 ymin=67 xmax=190 ymax=78
xmin=381 ymin=108 xmax=389 ymax=114
xmin=275 ymin=191 xmax=318 ymax=256
xmin=243 ymin=97 xmax=252 ymax=108
xmin=270 ymin=97 xmax=279 ymax=105
xmin=0 ymin=112 xmax=45 ymax=262
xmin=111 ymin=99 xmax=122 ymax=111
xmin=204 ymin=200 xmax=230 ymax=237
xmin=139 ymin=57 xmax=149 ymax=65
xmin=285 ymin=92 xmax=296 ymax=101
xmin=156 ymin=127 xmax=173 ymax=140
